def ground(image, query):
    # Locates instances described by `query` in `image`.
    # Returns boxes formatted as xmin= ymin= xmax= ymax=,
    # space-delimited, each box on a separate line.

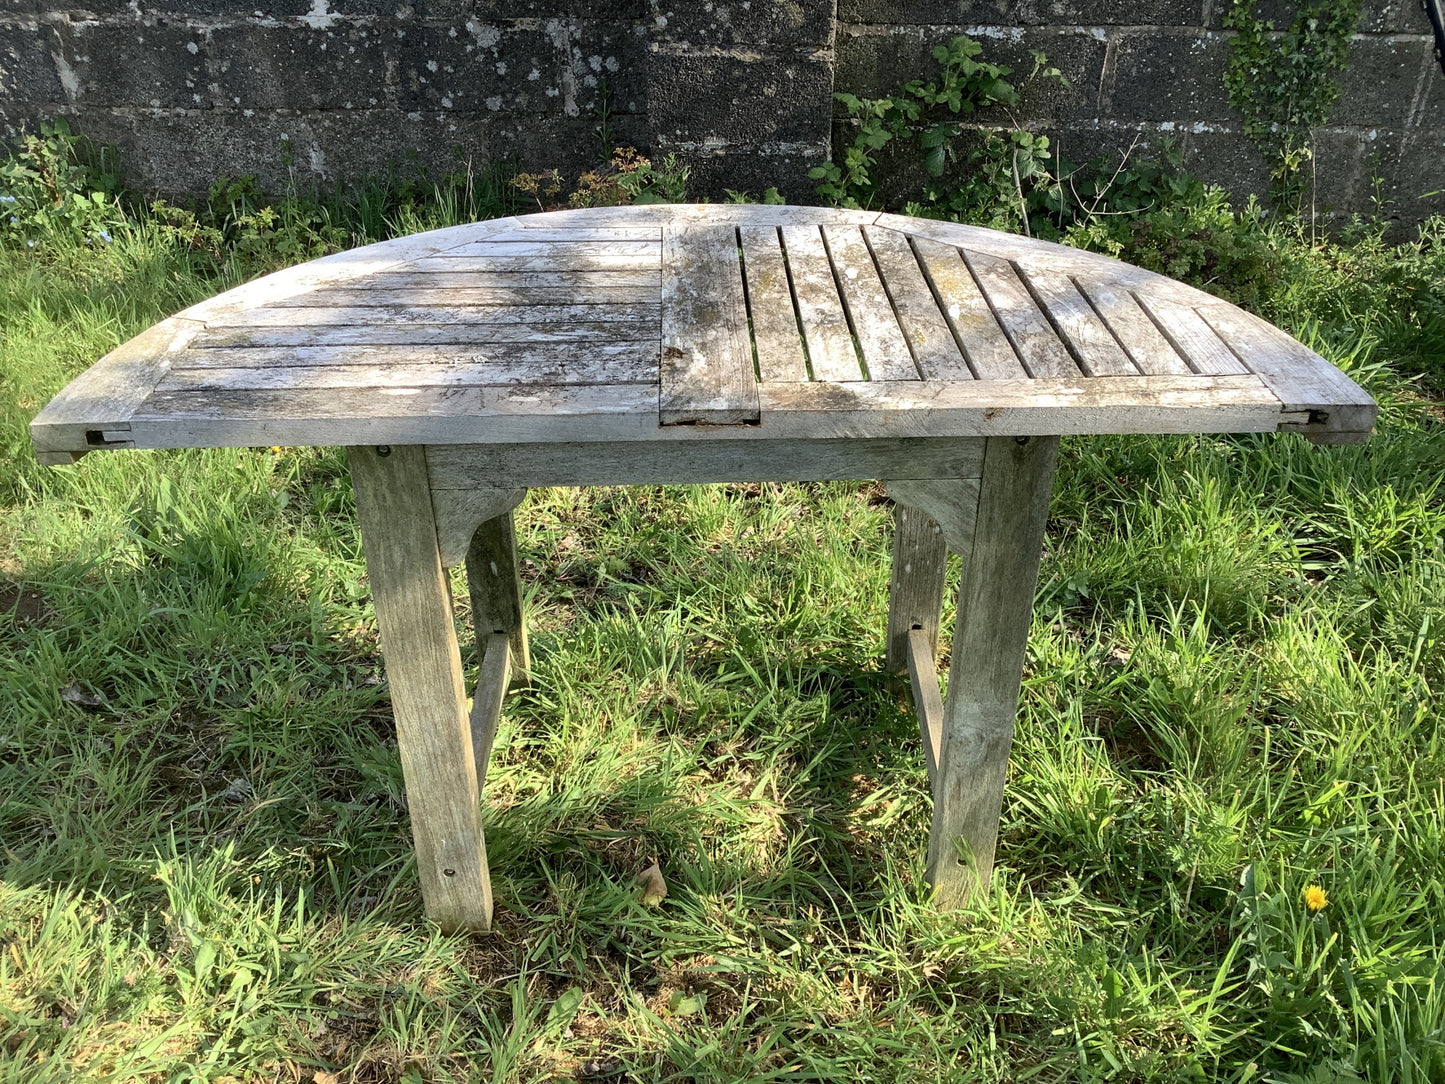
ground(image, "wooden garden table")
xmin=31 ymin=204 xmax=1375 ymax=933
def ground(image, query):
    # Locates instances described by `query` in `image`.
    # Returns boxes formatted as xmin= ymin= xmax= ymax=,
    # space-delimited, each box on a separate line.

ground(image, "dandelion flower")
xmin=1303 ymin=885 xmax=1328 ymax=912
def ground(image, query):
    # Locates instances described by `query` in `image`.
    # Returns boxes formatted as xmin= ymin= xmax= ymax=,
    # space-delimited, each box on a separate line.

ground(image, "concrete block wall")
xmin=0 ymin=1 xmax=1440 ymax=225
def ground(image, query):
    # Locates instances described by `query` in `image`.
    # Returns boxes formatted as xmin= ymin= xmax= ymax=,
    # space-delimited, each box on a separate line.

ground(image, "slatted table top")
xmin=31 ymin=204 xmax=1375 ymax=464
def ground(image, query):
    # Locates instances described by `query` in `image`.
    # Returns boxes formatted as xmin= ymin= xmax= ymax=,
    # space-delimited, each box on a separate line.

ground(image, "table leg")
xmin=348 ymin=445 xmax=493 ymax=933
xmin=888 ymin=435 xmax=1059 ymax=907
xmin=465 ymin=510 xmax=529 ymax=680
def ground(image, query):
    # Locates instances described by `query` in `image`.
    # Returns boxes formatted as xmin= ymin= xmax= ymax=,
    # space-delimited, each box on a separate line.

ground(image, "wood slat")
xmin=864 ymin=227 xmax=971 ymax=380
xmin=169 ymin=342 xmax=657 ymax=371
xmin=484 ymin=226 xmax=662 ymax=242
xmin=438 ymin=239 xmax=661 ymax=260
xmin=822 ymin=225 xmax=918 ymax=380
xmin=157 ymin=350 xmax=657 ymax=392
xmin=1135 ymin=295 xmax=1249 ymax=375
xmin=910 ymin=237 xmax=1026 ymax=380
xmin=659 ymin=224 xmax=758 ymax=425
xmin=208 ymin=303 xmax=661 ymax=328
xmin=1072 ymin=278 xmax=1192 ymax=376
xmin=757 ymin=375 xmax=1283 ymax=438
xmin=192 ymin=320 xmax=658 ymax=349
xmin=280 ymin=285 xmax=658 ymax=307
xmin=1020 ymin=268 xmax=1137 ymax=376
xmin=363 ymin=269 xmax=660 ymax=289
xmin=412 ymin=252 xmax=661 ymax=273
xmin=962 ymin=251 xmax=1080 ymax=378
xmin=1196 ymin=302 xmax=1376 ymax=437
xmin=739 ymin=226 xmax=809 ymax=383
xmin=781 ymin=225 xmax=863 ymax=382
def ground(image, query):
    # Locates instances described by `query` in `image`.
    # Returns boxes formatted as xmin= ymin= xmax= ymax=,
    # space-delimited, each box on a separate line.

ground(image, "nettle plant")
xmin=811 ymin=36 xmax=1067 ymax=235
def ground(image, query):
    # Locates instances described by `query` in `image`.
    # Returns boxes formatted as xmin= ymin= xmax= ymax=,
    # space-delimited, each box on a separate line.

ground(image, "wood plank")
xmin=427 ymin=437 xmax=985 ymax=488
xmin=484 ymin=226 xmax=662 ymax=242
xmin=29 ymin=316 xmax=204 ymax=457
xmin=346 ymin=444 xmax=492 ymax=933
xmin=863 ymin=227 xmax=971 ymax=381
xmin=907 ymin=628 xmax=945 ymax=786
xmin=883 ymin=503 xmax=949 ymax=673
xmin=160 ymin=343 xmax=659 ymax=389
xmin=465 ymin=511 xmax=529 ymax=678
xmin=192 ymin=320 xmax=658 ymax=349
xmin=659 ymin=224 xmax=758 ymax=425
xmin=1019 ymin=268 xmax=1138 ymax=376
xmin=279 ymin=285 xmax=659 ymax=307
xmin=962 ymin=250 xmax=1080 ymax=378
xmin=822 ymin=225 xmax=918 ymax=380
xmin=1134 ymin=295 xmax=1248 ymax=375
xmin=118 ymin=372 xmax=1287 ymax=450
xmin=757 ymin=375 xmax=1283 ymax=438
xmin=435 ymin=239 xmax=661 ymax=261
xmin=363 ymin=269 xmax=661 ymax=289
xmin=910 ymin=237 xmax=1026 ymax=380
xmin=413 ymin=252 xmax=661 ymax=273
xmin=1072 ymin=278 xmax=1192 ymax=376
xmin=781 ymin=225 xmax=863 ymax=382
xmin=1194 ymin=302 xmax=1376 ymax=440
xmin=470 ymin=634 xmax=511 ymax=783
xmin=928 ymin=435 xmax=1060 ymax=908
xmin=186 ymin=217 xmax=520 ymax=321
xmin=207 ymin=303 xmax=661 ymax=328
xmin=739 ymin=226 xmax=809 ymax=383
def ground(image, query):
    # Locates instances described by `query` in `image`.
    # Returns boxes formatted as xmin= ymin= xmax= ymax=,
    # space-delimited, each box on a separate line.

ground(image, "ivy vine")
xmin=1222 ymin=0 xmax=1362 ymax=211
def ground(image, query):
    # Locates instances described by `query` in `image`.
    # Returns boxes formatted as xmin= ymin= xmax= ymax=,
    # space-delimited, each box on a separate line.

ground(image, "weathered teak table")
xmin=32 ymin=204 xmax=1375 ymax=933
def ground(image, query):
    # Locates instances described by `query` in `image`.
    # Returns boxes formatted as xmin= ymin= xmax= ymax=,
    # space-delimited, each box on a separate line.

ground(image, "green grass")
xmin=3 ymin=204 xmax=1445 ymax=1083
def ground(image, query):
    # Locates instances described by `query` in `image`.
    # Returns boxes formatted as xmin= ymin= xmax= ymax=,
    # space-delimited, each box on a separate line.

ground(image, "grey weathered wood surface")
xmin=427 ymin=437 xmax=984 ymax=488
xmin=884 ymin=503 xmax=951 ymax=674
xmin=465 ymin=510 xmax=530 ymax=677
xmin=32 ymin=204 xmax=1378 ymax=930
xmin=906 ymin=628 xmax=946 ymax=786
xmin=470 ymin=633 xmax=512 ymax=783
xmin=347 ymin=444 xmax=492 ymax=933
xmin=659 ymin=224 xmax=757 ymax=425
xmin=925 ymin=436 xmax=1060 ymax=908
xmin=32 ymin=204 xmax=1376 ymax=454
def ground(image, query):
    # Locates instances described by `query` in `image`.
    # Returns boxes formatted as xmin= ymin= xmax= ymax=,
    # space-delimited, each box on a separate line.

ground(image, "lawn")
xmin=2 ymin=161 xmax=1445 ymax=1081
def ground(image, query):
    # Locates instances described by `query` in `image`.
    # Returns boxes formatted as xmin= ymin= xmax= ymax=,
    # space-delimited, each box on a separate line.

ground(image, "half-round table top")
xmin=31 ymin=203 xmax=1374 ymax=464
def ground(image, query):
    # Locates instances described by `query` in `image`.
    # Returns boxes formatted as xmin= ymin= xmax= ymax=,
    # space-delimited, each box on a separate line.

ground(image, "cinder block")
xmin=1207 ymin=0 xmax=1426 ymax=33
xmin=838 ymin=0 xmax=1204 ymax=27
xmin=56 ymin=22 xmax=208 ymax=108
xmin=470 ymin=0 xmax=648 ymax=18
xmin=836 ymin=25 xmax=1106 ymax=123
xmin=669 ymin=140 xmax=828 ymax=202
xmin=1382 ymin=127 xmax=1445 ymax=217
xmin=1331 ymin=36 xmax=1430 ymax=128
xmin=647 ymin=48 xmax=832 ymax=145
xmin=1177 ymin=128 xmax=1270 ymax=203
xmin=648 ymin=0 xmax=834 ymax=46
xmin=390 ymin=23 xmax=564 ymax=114
xmin=1107 ymin=28 xmax=1234 ymax=121
xmin=0 ymin=25 xmax=62 ymax=103
xmin=209 ymin=25 xmax=388 ymax=110
xmin=1413 ymin=59 xmax=1445 ymax=128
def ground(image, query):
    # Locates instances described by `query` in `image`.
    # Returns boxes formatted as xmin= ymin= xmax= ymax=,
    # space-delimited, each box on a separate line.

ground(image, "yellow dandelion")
xmin=1303 ymin=885 xmax=1328 ymax=912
